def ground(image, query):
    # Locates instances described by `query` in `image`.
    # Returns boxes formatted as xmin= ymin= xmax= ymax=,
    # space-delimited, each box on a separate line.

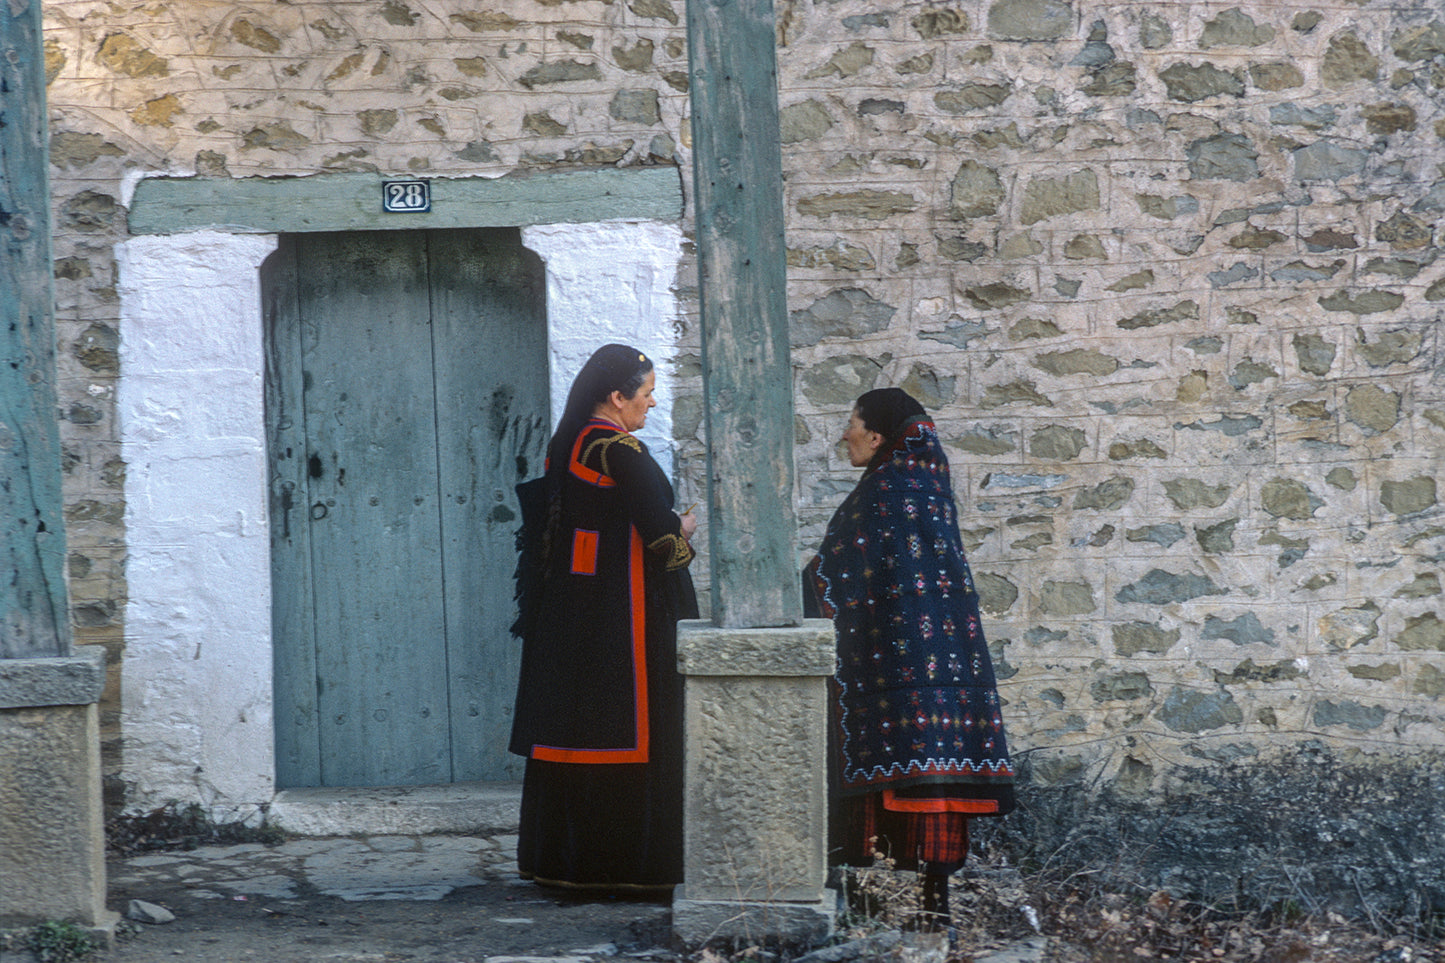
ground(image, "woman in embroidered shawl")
xmin=808 ymin=388 xmax=1015 ymax=929
xmin=510 ymin=344 xmax=698 ymax=892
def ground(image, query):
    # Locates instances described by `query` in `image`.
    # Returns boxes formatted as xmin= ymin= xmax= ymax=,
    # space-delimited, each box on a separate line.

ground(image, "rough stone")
xmin=1131 ymin=14 xmax=1176 ymax=51
xmin=1313 ymin=700 xmax=1387 ymax=730
xmin=799 ymin=355 xmax=888 ymax=406
xmin=1125 ymin=524 xmax=1186 ymax=547
xmin=1322 ymin=32 xmax=1380 ymax=87
xmin=50 ymin=132 xmax=125 ymax=170
xmin=781 ymin=101 xmax=834 ymax=143
xmin=1038 ymin=580 xmax=1095 ymax=616
xmin=1116 ymin=569 xmax=1224 ymax=605
xmin=1291 ymin=332 xmax=1336 ymax=375
xmin=790 ymin=289 xmax=896 ymax=345
xmin=1201 ymin=9 xmax=1274 ymax=47
xmin=1396 ymin=574 xmax=1441 ymax=600
xmin=1325 ymin=467 xmax=1357 ymax=491
xmin=97 ymin=33 xmax=169 ymax=78
xmin=1293 ymin=141 xmax=1371 ymax=181
xmin=900 ymin=364 xmax=955 ymax=409
xmin=518 ymin=61 xmax=603 ymax=88
xmin=73 ymin=324 xmax=120 ymax=373
xmin=1112 ymin=621 xmax=1180 ymax=656
xmin=1214 ymin=658 xmax=1301 ymax=684
xmin=1362 ymin=103 xmax=1417 ymax=135
xmin=1083 ymin=62 xmax=1137 ymax=97
xmin=974 ymin=572 xmax=1019 ymax=615
xmin=797 ymin=191 xmax=917 ymax=220
xmin=948 ymin=161 xmax=1006 ymax=219
xmin=1118 ymin=300 xmax=1199 ymax=331
xmin=1392 ymin=22 xmax=1445 ymax=62
xmin=986 ymin=0 xmax=1072 ymax=41
xmin=613 ymin=39 xmax=654 ymax=72
xmin=1357 ymin=327 xmax=1423 ymax=367
xmin=912 ymin=9 xmax=969 ymax=39
xmin=1396 ymin=613 xmax=1445 ymax=652
xmin=1195 ymin=518 xmax=1238 ymax=554
xmin=935 ymin=85 xmax=1013 ymax=113
xmin=1161 ymin=62 xmax=1246 ymax=102
xmin=1135 ymin=193 xmax=1199 ymax=219
xmin=1107 ymin=438 xmax=1166 ymax=460
xmin=805 ymin=42 xmax=875 ymax=81
xmin=126 ymin=898 xmax=176 ymax=924
xmin=1063 ymin=235 xmax=1107 ymax=259
xmin=1158 ymin=686 xmax=1243 ymax=732
xmin=1317 ymin=603 xmax=1381 ymax=650
xmin=1375 ymin=212 xmax=1432 ymax=250
xmin=1020 ymin=170 xmax=1100 ymax=225
xmin=1029 ymin=425 xmax=1087 ymax=460
xmin=920 ymin=319 xmax=995 ymax=349
xmin=1260 ymin=477 xmax=1320 ymax=520
xmin=609 ymin=89 xmax=661 ymax=125
xmin=951 ymin=428 xmax=1017 ymax=456
xmin=982 ymin=378 xmax=1051 ymax=404
xmin=1250 ymin=62 xmax=1304 ymax=90
xmin=1091 ymin=671 xmax=1152 ymax=702
xmin=1379 ymin=477 xmax=1437 ymax=516
xmin=964 ymin=282 xmax=1032 ymax=310
xmin=629 ymin=0 xmax=678 ymax=25
xmin=1202 ymin=612 xmax=1275 ymax=645
xmin=1073 ymin=476 xmax=1134 ymax=511
xmin=1344 ymin=384 xmax=1401 ymax=432
xmin=1186 ymin=132 xmax=1258 ymax=181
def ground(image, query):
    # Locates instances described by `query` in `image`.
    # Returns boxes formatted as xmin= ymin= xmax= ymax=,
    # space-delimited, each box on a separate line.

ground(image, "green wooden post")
xmin=687 ymin=0 xmax=800 ymax=630
xmin=675 ymin=0 xmax=836 ymax=944
xmin=1 ymin=0 xmax=72 ymax=659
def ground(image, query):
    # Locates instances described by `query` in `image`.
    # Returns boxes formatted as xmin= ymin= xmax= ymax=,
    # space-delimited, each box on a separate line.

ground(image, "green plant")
xmin=25 ymin=920 xmax=96 ymax=963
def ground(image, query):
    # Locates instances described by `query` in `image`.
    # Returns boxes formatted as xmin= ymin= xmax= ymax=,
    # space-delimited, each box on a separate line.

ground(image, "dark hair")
xmin=855 ymin=387 xmax=927 ymax=442
xmin=546 ymin=344 xmax=654 ymax=468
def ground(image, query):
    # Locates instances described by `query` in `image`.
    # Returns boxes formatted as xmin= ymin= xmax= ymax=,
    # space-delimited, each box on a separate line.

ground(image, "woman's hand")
xmin=678 ymin=509 xmax=698 ymax=542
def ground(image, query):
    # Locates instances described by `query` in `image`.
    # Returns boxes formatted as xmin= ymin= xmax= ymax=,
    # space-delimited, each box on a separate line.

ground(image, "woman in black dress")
xmin=511 ymin=344 xmax=698 ymax=892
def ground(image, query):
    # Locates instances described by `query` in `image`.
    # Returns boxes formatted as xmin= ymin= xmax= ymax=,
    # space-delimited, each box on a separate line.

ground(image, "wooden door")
xmin=264 ymin=229 xmax=547 ymax=788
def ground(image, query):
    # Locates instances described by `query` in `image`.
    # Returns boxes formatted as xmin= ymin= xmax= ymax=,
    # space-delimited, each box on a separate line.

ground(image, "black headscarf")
xmin=855 ymin=388 xmax=928 ymax=469
xmin=546 ymin=344 xmax=654 ymax=470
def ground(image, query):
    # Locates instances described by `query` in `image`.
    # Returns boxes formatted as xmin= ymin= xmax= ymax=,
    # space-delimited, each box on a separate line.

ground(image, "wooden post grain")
xmin=687 ymin=0 xmax=800 ymax=630
xmin=1 ymin=0 xmax=72 ymax=658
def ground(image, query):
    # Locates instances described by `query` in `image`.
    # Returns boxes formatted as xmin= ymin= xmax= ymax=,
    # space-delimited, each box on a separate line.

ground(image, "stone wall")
xmin=42 ymin=0 xmax=1443 ymax=913
xmin=775 ymin=0 xmax=1445 ymax=916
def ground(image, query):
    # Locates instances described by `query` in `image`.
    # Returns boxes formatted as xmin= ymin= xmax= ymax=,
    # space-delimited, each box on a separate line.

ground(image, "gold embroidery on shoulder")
xmin=583 ymin=431 xmax=643 ymax=478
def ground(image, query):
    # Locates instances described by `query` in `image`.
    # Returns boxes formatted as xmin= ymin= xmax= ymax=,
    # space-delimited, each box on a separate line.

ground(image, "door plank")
xmin=265 ymin=238 xmax=324 ymax=788
xmin=294 ymin=232 xmax=452 ymax=787
xmin=429 ymin=229 xmax=548 ymax=782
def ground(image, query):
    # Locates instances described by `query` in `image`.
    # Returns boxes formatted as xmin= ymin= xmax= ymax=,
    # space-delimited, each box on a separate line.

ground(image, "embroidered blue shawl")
xmin=813 ymin=419 xmax=1015 ymax=801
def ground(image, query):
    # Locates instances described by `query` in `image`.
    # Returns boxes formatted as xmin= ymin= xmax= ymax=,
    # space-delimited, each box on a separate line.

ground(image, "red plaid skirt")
xmin=838 ymin=790 xmax=973 ymax=874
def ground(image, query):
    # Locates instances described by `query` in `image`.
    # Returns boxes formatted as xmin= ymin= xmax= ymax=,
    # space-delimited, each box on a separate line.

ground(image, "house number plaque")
xmin=382 ymin=179 xmax=431 ymax=213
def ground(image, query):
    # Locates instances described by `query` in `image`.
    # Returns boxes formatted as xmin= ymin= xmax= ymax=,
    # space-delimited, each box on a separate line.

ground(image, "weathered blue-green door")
xmin=263 ymin=229 xmax=547 ymax=788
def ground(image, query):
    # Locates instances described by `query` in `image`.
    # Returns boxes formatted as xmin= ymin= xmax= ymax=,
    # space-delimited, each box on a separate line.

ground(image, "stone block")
xmin=675 ymin=620 xmax=835 ymax=945
xmin=0 ymin=649 xmax=115 ymax=933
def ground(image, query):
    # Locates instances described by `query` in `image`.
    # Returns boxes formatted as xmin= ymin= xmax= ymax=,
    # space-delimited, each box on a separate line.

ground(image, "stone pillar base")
xmin=672 ymin=895 xmax=836 ymax=947
xmin=0 ymin=648 xmax=117 ymax=938
xmin=674 ymin=620 xmax=836 ymax=948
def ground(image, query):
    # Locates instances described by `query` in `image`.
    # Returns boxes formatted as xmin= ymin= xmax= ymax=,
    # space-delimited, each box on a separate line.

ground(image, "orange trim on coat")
xmin=881 ymin=788 xmax=1000 ymax=815
xmin=566 ymin=420 xmax=620 ymax=488
xmin=530 ymin=524 xmax=650 ymax=765
xmin=570 ymin=529 xmax=599 ymax=575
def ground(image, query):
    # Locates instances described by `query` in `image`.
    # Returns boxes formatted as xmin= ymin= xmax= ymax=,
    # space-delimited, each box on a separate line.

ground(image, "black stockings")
xmin=919 ymin=872 xmax=951 ymax=931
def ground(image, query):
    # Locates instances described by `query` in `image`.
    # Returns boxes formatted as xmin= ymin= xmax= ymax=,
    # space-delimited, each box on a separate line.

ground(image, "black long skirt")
xmin=516 ymin=583 xmax=688 ymax=892
xmin=516 ymin=749 xmax=683 ymax=892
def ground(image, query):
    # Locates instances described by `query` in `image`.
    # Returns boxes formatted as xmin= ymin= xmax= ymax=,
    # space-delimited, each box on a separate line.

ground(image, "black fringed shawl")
xmin=812 ymin=418 xmax=1015 ymax=809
